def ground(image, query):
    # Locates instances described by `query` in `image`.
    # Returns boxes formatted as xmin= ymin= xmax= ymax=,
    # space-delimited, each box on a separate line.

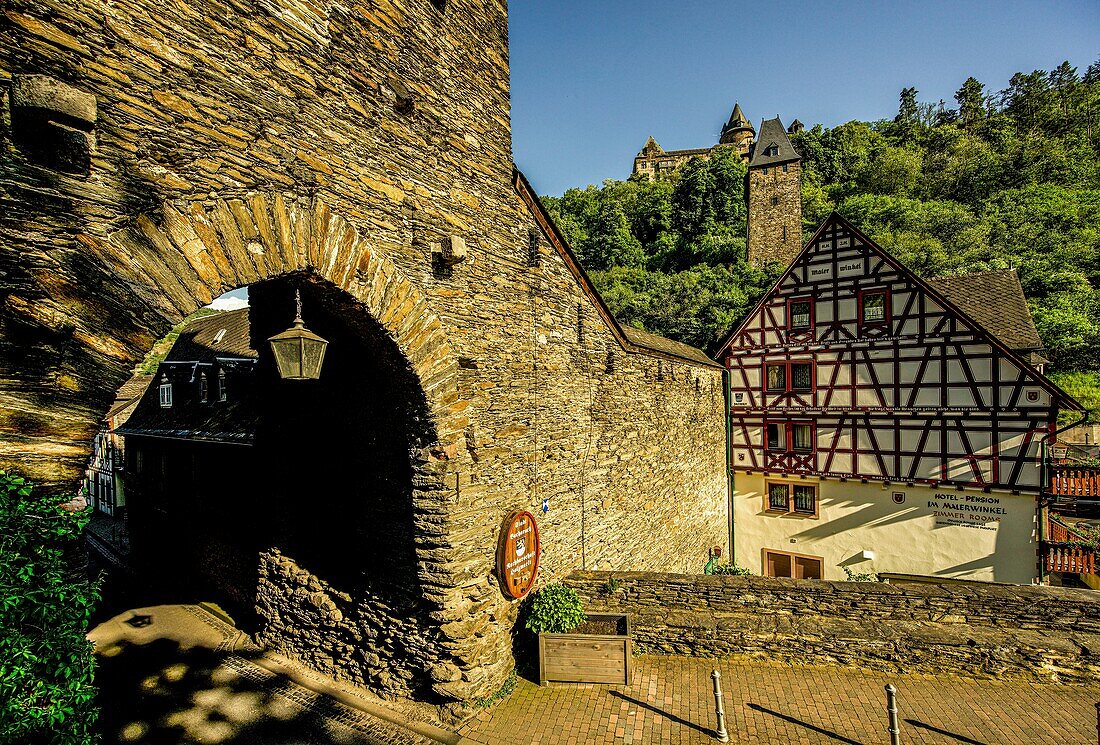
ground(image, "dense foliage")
xmin=545 ymin=59 xmax=1100 ymax=394
xmin=524 ymin=583 xmax=586 ymax=635
xmin=0 ymin=473 xmax=100 ymax=745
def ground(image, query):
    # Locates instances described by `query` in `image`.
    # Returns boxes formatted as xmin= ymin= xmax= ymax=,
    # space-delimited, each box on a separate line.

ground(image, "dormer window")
xmin=158 ymin=375 xmax=173 ymax=408
xmin=199 ymin=372 xmax=209 ymax=403
xmin=218 ymin=369 xmax=227 ymax=402
xmin=766 ymin=145 xmax=779 ymax=157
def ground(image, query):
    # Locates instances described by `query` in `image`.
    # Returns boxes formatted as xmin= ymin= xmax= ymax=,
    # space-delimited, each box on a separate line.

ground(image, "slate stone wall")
xmin=569 ymin=571 xmax=1100 ymax=683
xmin=1 ymin=0 xmax=728 ymax=707
xmin=747 ymin=160 xmax=802 ymax=267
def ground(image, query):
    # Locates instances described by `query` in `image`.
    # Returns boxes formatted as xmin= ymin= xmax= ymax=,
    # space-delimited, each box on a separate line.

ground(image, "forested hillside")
xmin=543 ymin=59 xmax=1100 ymax=410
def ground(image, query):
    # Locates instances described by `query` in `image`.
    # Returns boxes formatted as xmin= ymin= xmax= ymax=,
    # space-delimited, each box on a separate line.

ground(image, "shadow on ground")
xmin=96 ymin=637 xmax=372 ymax=745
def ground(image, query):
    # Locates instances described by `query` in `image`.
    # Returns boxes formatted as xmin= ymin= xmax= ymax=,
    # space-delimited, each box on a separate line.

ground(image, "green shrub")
xmin=0 ymin=472 xmax=100 ymax=745
xmin=524 ymin=583 xmax=586 ymax=635
xmin=711 ymin=563 xmax=753 ymax=576
xmin=843 ymin=567 xmax=881 ymax=583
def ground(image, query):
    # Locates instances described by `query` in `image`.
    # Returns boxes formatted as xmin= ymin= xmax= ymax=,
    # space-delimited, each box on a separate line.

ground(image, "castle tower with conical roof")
xmin=719 ymin=103 xmax=755 ymax=158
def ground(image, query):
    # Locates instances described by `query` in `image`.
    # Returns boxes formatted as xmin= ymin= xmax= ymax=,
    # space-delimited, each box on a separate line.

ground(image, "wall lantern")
xmin=267 ymin=289 xmax=328 ymax=380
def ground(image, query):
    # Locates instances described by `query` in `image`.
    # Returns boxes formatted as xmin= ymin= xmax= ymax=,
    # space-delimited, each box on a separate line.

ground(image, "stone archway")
xmin=1 ymin=192 xmax=488 ymax=703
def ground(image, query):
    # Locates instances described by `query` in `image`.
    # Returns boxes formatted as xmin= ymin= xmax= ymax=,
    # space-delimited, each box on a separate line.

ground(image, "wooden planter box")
xmin=538 ymin=613 xmax=631 ymax=685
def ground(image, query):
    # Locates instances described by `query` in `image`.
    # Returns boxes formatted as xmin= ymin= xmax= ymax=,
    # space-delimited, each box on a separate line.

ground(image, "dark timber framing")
xmin=718 ymin=213 xmax=1082 ymax=494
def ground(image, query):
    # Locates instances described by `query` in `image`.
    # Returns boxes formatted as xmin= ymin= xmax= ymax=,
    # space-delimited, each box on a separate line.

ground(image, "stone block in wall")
xmin=9 ymin=75 xmax=96 ymax=175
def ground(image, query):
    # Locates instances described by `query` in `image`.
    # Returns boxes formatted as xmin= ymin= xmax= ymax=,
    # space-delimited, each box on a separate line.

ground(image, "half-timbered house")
xmin=717 ymin=213 xmax=1082 ymax=584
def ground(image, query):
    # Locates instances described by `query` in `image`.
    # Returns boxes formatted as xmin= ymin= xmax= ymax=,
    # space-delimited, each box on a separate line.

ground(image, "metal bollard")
xmin=711 ymin=669 xmax=729 ymax=743
xmin=885 ymin=684 xmax=900 ymax=745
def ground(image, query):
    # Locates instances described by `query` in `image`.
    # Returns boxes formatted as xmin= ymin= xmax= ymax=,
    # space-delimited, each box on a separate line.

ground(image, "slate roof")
xmin=748 ymin=117 xmax=800 ymax=168
xmin=926 ymin=270 xmax=1045 ymax=353
xmin=118 ymin=309 xmax=258 ymax=444
xmin=621 ymin=326 xmax=715 ymax=368
xmin=167 ymin=307 xmax=256 ymax=362
xmin=723 ymin=103 xmax=752 ymax=133
xmin=105 ymin=374 xmax=154 ymax=421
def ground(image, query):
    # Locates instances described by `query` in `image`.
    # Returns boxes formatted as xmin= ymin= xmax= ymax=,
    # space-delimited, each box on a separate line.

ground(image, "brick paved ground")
xmin=460 ymin=656 xmax=1100 ymax=744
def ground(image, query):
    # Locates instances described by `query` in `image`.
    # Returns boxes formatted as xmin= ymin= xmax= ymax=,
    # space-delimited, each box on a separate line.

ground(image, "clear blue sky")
xmin=509 ymin=1 xmax=1099 ymax=196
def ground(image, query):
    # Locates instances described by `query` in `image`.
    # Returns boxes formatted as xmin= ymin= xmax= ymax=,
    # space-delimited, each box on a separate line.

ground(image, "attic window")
xmin=218 ymin=369 xmax=227 ymax=402
xmin=213 ymin=329 xmax=227 ymax=345
xmin=158 ymin=376 xmax=173 ymax=408
xmin=199 ymin=373 xmax=208 ymax=403
xmin=766 ymin=145 xmax=779 ymax=157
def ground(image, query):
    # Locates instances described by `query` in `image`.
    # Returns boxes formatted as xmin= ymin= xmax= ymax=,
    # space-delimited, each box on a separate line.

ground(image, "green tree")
xmin=0 ymin=473 xmax=100 ymax=745
xmin=955 ymin=76 xmax=987 ymax=131
xmin=891 ymin=87 xmax=921 ymax=143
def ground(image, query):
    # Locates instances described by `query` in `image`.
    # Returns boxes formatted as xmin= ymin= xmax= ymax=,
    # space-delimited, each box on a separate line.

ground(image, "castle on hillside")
xmin=632 ymin=103 xmax=804 ymax=267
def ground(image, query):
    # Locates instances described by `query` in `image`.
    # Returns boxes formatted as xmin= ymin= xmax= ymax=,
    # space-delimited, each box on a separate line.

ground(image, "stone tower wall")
xmin=0 ymin=0 xmax=728 ymax=707
xmin=747 ymin=160 xmax=803 ymax=266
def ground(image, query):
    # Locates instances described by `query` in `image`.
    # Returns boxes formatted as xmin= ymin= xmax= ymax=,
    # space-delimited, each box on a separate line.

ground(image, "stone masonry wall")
xmin=1 ymin=0 xmax=728 ymax=707
xmin=569 ymin=571 xmax=1100 ymax=683
xmin=747 ymin=160 xmax=802 ymax=267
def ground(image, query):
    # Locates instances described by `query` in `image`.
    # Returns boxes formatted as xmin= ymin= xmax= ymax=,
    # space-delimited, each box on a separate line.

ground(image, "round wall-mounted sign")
xmin=496 ymin=510 xmax=540 ymax=600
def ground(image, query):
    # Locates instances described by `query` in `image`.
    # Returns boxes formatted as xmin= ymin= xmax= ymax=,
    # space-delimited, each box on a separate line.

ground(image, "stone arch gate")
xmin=2 ymin=0 xmax=731 ymax=710
xmin=2 ymin=190 xmax=488 ymax=704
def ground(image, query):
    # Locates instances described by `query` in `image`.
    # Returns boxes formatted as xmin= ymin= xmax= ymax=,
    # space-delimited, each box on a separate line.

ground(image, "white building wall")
xmin=733 ymin=473 xmax=1038 ymax=584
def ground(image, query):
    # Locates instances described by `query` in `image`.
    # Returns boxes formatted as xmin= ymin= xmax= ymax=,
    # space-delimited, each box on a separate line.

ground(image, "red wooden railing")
xmin=1046 ymin=544 xmax=1096 ymax=575
xmin=1048 ymin=518 xmax=1073 ymax=544
xmin=1050 ymin=467 xmax=1100 ymax=499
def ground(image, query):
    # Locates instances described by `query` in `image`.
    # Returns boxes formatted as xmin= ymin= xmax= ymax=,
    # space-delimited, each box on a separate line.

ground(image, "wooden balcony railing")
xmin=1047 ymin=467 xmax=1100 ymax=517
xmin=1045 ymin=544 xmax=1096 ymax=575
xmin=1050 ymin=467 xmax=1100 ymax=498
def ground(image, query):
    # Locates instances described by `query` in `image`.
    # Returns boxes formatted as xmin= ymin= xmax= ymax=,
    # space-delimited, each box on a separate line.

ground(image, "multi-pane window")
xmin=766 ymin=365 xmax=786 ymax=392
xmin=218 ymin=369 xmax=227 ymax=402
xmin=768 ymin=482 xmax=789 ymax=510
xmin=793 ymin=484 xmax=816 ymax=513
xmin=766 ymin=422 xmax=814 ymax=452
xmin=790 ymin=363 xmax=813 ymax=391
xmin=765 ymin=362 xmax=813 ymax=393
xmin=767 ymin=423 xmax=784 ymax=450
xmin=765 ymin=481 xmax=818 ymax=516
xmin=791 ymin=423 xmax=813 ymax=451
xmin=199 ymin=373 xmax=208 ymax=403
xmin=861 ymin=290 xmax=888 ymax=324
xmin=158 ymin=376 xmax=173 ymax=408
xmin=788 ymin=299 xmax=813 ymax=330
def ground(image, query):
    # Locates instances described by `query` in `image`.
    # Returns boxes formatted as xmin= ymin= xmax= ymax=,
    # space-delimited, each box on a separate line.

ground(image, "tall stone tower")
xmin=747 ymin=117 xmax=802 ymax=267
xmin=719 ymin=103 xmax=755 ymax=160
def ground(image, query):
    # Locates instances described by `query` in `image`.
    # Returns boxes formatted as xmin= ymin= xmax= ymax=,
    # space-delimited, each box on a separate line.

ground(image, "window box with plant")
xmin=526 ymin=582 xmax=632 ymax=686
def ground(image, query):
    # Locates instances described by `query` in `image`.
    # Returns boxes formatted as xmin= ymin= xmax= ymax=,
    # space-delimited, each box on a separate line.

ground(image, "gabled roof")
xmin=105 ymin=374 xmax=154 ymax=421
xmin=748 ymin=117 xmax=800 ymax=168
xmin=716 ymin=212 xmax=1082 ymax=410
xmin=638 ymin=136 xmax=664 ymax=157
xmin=166 ymin=308 xmax=256 ymax=362
xmin=513 ymin=168 xmax=721 ymax=369
xmin=926 ymin=270 xmax=1045 ymax=353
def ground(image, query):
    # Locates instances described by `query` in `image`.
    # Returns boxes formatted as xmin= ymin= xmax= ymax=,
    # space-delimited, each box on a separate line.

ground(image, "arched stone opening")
xmin=124 ymin=272 xmax=447 ymax=698
xmin=0 ymin=192 xmax=496 ymax=703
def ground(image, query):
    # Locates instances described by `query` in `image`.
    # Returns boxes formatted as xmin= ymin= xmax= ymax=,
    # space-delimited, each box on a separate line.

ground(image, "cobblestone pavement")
xmin=461 ymin=655 xmax=1100 ymax=744
xmin=91 ymin=604 xmax=452 ymax=745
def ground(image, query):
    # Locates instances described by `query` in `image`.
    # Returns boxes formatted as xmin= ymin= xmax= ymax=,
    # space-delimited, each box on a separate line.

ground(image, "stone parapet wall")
xmin=568 ymin=571 xmax=1100 ymax=683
